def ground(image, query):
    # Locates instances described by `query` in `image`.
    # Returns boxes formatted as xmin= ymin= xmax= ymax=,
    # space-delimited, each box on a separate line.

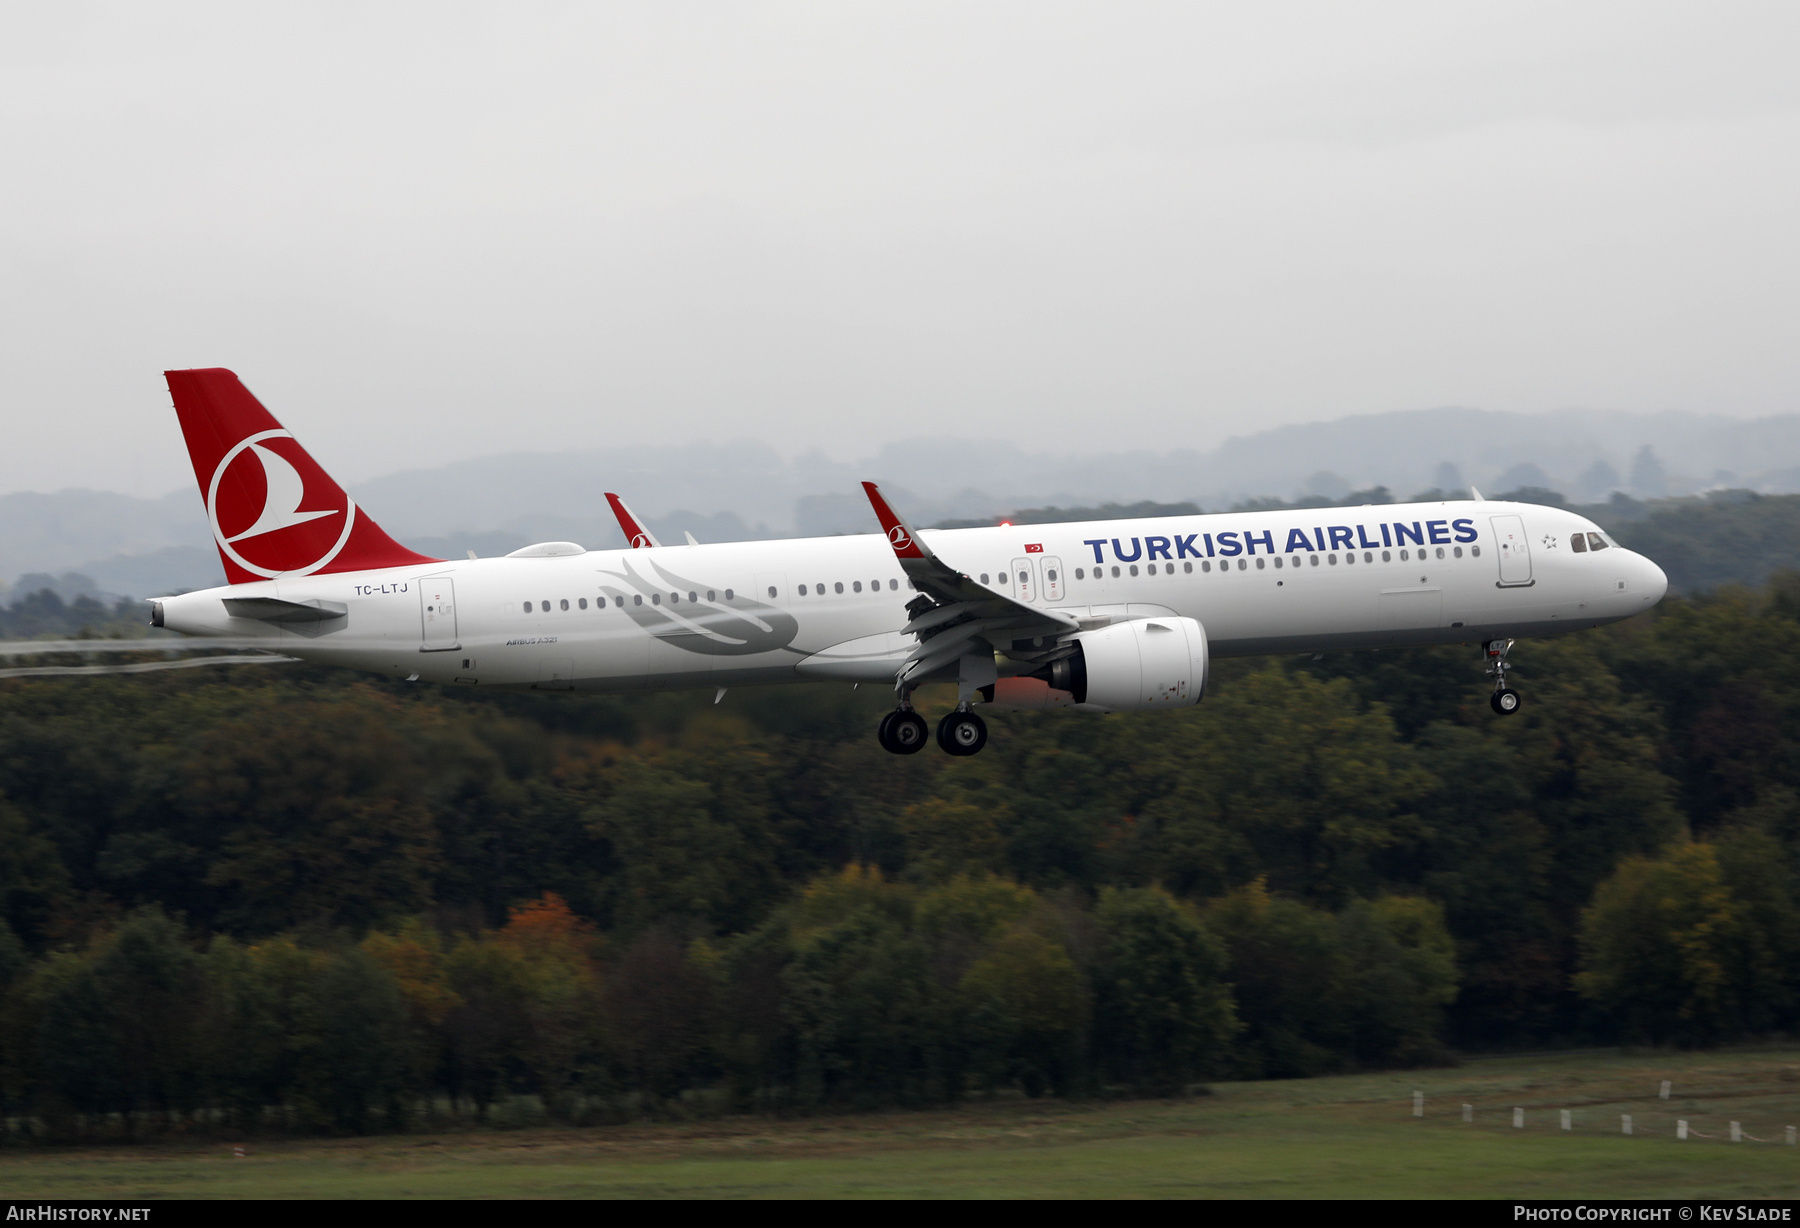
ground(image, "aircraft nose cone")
xmin=1641 ymin=555 xmax=1669 ymax=604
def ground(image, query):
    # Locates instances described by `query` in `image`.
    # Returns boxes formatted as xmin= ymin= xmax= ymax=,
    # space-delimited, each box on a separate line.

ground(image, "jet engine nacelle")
xmin=1002 ymin=616 xmax=1208 ymax=712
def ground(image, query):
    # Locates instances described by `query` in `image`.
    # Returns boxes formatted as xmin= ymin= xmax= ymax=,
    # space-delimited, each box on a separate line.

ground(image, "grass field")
xmin=4 ymin=1048 xmax=1800 ymax=1198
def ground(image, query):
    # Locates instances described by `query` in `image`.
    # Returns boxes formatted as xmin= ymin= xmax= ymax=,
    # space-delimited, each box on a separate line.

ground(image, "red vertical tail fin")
xmin=164 ymin=368 xmax=440 ymax=584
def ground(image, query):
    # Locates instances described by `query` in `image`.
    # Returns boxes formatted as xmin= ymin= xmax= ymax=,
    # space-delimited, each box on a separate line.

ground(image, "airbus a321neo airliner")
xmin=150 ymin=369 xmax=1669 ymax=756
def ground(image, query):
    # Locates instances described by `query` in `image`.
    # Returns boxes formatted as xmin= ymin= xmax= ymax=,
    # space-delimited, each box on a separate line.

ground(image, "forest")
xmin=1 ymin=576 xmax=1798 ymax=1134
xmin=1 ymin=497 xmax=1798 ymax=1137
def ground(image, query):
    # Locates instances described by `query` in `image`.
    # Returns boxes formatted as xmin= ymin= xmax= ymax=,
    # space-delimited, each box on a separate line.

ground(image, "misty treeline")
xmin=4 ymin=578 xmax=1800 ymax=1136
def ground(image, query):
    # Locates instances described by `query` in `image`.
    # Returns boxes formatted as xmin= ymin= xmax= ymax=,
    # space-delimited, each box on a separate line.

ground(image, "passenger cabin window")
xmin=835 ymin=582 xmax=844 ymax=594
xmin=798 ymin=584 xmax=808 ymax=595
xmin=1588 ymin=532 xmax=1608 ymax=551
xmin=579 ymin=597 xmax=588 ymax=609
xmin=522 ymin=601 xmax=533 ymax=613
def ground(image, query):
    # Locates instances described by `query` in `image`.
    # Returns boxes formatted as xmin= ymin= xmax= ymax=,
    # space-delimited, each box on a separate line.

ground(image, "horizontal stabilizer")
xmin=221 ymin=596 xmax=348 ymax=623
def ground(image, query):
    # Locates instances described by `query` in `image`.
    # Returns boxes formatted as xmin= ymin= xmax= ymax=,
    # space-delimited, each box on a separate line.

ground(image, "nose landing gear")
xmin=1486 ymin=639 xmax=1521 ymax=715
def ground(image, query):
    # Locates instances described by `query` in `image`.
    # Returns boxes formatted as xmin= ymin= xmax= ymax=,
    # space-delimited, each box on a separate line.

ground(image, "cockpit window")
xmin=1587 ymin=532 xmax=1608 ymax=551
xmin=1571 ymin=533 xmax=1588 ymax=553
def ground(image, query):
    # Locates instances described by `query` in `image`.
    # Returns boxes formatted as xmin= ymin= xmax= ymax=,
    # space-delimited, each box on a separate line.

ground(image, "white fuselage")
xmin=155 ymin=500 xmax=1668 ymax=693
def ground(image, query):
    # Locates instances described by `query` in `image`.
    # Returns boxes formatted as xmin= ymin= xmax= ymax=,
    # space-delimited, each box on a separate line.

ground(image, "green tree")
xmin=170 ymin=690 xmax=447 ymax=933
xmin=0 ymin=794 xmax=71 ymax=946
xmin=1335 ymin=897 xmax=1457 ymax=1068
xmin=959 ymin=923 xmax=1084 ymax=1096
xmin=442 ymin=937 xmax=533 ymax=1119
xmin=1092 ymin=887 xmax=1237 ymax=1093
xmin=1204 ymin=880 xmax=1348 ymax=1077
xmin=1128 ymin=668 xmax=1436 ymax=903
xmin=199 ymin=936 xmax=287 ymax=1130
xmin=1576 ymin=842 xmax=1774 ymax=1045
xmin=305 ymin=948 xmax=412 ymax=1133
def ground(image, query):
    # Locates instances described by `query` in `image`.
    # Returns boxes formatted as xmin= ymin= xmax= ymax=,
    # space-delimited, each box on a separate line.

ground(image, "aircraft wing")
xmin=605 ymin=493 xmax=661 ymax=549
xmin=861 ymin=481 xmax=1078 ymax=688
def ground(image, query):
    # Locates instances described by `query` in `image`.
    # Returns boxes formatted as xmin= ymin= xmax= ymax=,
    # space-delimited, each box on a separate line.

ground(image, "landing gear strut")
xmin=1486 ymin=639 xmax=1521 ymax=715
xmin=877 ymin=707 xmax=929 ymax=755
xmin=936 ymin=707 xmax=988 ymax=756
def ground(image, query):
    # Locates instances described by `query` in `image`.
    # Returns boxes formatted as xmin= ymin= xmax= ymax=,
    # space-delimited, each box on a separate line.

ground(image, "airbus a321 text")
xmin=149 ymin=369 xmax=1669 ymax=756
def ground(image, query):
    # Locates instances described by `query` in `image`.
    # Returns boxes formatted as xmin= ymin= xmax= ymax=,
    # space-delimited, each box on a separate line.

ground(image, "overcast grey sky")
xmin=3 ymin=1 xmax=1796 ymax=496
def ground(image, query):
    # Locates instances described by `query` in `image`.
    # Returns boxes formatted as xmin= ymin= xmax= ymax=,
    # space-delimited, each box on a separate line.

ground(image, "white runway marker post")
xmin=1561 ymin=1110 xmax=1572 ymax=1131
xmin=1788 ymin=1126 xmax=1796 ymax=1146
xmin=1660 ymin=1080 xmax=1671 ymax=1100
xmin=1622 ymin=1114 xmax=1633 ymax=1136
xmin=1732 ymin=1121 xmax=1743 ymax=1142
xmin=1413 ymin=1091 xmax=1423 ymax=1118
xmin=1463 ymin=1103 xmax=1473 ymax=1123
xmin=1678 ymin=1120 xmax=1689 ymax=1140
xmin=1513 ymin=1107 xmax=1524 ymax=1128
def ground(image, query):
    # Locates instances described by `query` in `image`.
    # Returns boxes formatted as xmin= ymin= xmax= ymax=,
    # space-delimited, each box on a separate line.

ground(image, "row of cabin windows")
xmin=1068 ymin=544 xmax=1477 ymax=580
xmin=522 ymin=588 xmax=736 ymax=614
xmin=795 ymin=579 xmax=902 ymax=596
xmin=977 ymin=569 xmax=1055 ymax=586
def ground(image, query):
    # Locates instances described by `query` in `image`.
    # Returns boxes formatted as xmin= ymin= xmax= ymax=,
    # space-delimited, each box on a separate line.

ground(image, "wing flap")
xmin=861 ymin=481 xmax=1078 ymax=690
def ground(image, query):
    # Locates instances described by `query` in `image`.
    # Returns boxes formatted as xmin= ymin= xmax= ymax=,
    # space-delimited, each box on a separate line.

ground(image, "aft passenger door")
xmin=1490 ymin=516 xmax=1533 ymax=587
xmin=419 ymin=577 xmax=459 ymax=650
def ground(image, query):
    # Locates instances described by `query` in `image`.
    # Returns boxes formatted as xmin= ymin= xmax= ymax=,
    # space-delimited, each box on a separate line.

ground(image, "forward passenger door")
xmin=1490 ymin=516 xmax=1533 ymax=586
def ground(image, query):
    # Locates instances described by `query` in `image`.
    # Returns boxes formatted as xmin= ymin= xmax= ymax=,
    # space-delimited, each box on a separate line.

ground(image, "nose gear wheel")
xmin=1485 ymin=639 xmax=1521 ymax=716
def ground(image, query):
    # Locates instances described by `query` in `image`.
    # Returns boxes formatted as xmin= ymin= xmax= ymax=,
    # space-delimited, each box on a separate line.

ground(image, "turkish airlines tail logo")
xmin=166 ymin=369 xmax=440 ymax=584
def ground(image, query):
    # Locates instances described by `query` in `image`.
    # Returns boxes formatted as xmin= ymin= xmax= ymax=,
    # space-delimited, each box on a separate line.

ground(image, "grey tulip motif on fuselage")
xmin=599 ymin=558 xmax=800 ymax=656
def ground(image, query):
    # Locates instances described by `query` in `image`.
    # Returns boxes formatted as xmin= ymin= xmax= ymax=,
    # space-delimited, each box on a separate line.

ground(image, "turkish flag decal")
xmin=1025 ymin=543 xmax=1044 ymax=553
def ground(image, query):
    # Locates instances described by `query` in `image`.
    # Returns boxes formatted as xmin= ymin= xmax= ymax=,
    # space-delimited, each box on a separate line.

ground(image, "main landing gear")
xmin=1486 ymin=638 xmax=1522 ymax=716
xmin=935 ymin=708 xmax=988 ymax=756
xmin=876 ymin=705 xmax=988 ymax=756
xmin=877 ymin=708 xmax=929 ymax=754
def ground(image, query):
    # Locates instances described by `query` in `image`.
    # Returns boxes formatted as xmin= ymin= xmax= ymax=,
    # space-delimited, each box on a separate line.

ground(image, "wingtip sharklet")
xmin=605 ymin=492 xmax=661 ymax=549
xmin=861 ymin=481 xmax=929 ymax=561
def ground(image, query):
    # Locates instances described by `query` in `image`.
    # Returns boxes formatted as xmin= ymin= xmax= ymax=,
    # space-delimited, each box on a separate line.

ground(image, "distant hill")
xmin=9 ymin=406 xmax=1800 ymax=600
